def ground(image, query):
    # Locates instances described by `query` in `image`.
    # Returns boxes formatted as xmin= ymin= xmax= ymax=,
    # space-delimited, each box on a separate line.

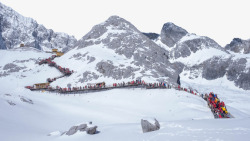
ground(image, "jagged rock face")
xmin=160 ymin=22 xmax=188 ymax=47
xmin=227 ymin=58 xmax=250 ymax=89
xmin=225 ymin=38 xmax=250 ymax=54
xmin=0 ymin=2 xmax=77 ymax=51
xmin=142 ymin=33 xmax=159 ymax=40
xmin=170 ymin=34 xmax=226 ymax=59
xmin=73 ymin=16 xmax=180 ymax=83
xmin=202 ymin=57 xmax=230 ymax=80
xmin=0 ymin=15 xmax=6 ymax=49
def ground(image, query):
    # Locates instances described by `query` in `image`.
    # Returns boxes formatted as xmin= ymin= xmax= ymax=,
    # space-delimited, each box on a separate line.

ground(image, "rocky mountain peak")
xmin=225 ymin=38 xmax=250 ymax=54
xmin=65 ymin=16 xmax=183 ymax=85
xmin=160 ymin=22 xmax=188 ymax=47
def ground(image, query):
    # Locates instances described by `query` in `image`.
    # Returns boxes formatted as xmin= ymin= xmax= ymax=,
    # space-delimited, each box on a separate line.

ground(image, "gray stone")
xmin=76 ymin=124 xmax=87 ymax=131
xmin=141 ymin=118 xmax=160 ymax=133
xmin=86 ymin=126 xmax=98 ymax=135
xmin=143 ymin=32 xmax=159 ymax=40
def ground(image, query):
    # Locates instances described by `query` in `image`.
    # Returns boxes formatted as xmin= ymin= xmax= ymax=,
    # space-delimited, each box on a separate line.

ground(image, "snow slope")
xmin=0 ymin=48 xmax=62 ymax=90
xmin=1 ymin=48 xmax=250 ymax=141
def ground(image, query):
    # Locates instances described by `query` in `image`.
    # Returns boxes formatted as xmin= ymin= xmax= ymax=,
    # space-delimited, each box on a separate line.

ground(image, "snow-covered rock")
xmin=141 ymin=118 xmax=160 ymax=133
xmin=0 ymin=2 xmax=77 ymax=51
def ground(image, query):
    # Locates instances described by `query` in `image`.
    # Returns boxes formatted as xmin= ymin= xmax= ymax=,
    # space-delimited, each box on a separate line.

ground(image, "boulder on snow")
xmin=86 ymin=126 xmax=98 ymax=135
xmin=141 ymin=118 xmax=160 ymax=133
xmin=64 ymin=123 xmax=98 ymax=136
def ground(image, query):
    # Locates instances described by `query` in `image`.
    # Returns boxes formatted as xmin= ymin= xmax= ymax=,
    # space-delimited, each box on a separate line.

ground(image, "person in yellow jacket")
xmin=222 ymin=107 xmax=228 ymax=114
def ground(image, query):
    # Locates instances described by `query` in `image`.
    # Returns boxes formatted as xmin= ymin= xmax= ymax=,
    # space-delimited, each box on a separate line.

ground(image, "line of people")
xmin=203 ymin=92 xmax=229 ymax=118
xmin=147 ymin=82 xmax=171 ymax=89
xmin=38 ymin=55 xmax=73 ymax=76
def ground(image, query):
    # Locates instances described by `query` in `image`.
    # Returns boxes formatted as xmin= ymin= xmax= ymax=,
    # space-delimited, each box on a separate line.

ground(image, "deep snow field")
xmin=1 ymin=49 xmax=250 ymax=141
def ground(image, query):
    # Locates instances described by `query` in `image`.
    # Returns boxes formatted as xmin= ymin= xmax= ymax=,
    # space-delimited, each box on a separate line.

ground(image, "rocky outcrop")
xmin=0 ymin=2 xmax=77 ymax=51
xmin=225 ymin=38 xmax=250 ymax=54
xmin=160 ymin=22 xmax=188 ymax=47
xmin=0 ymin=15 xmax=6 ymax=49
xmin=141 ymin=118 xmax=160 ymax=133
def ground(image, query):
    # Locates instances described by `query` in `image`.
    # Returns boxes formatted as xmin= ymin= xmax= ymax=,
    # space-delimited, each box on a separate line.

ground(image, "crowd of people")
xmin=203 ymin=92 xmax=229 ymax=118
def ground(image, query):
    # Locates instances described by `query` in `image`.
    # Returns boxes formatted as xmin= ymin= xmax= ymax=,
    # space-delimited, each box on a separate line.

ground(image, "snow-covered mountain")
xmin=51 ymin=16 xmax=183 ymax=88
xmin=147 ymin=22 xmax=250 ymax=90
xmin=1 ymin=3 xmax=250 ymax=141
xmin=0 ymin=2 xmax=77 ymax=51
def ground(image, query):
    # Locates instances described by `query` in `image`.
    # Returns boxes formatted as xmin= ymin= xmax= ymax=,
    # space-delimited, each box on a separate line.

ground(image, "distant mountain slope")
xmin=143 ymin=22 xmax=250 ymax=90
xmin=0 ymin=2 xmax=77 ymax=51
xmin=225 ymin=38 xmax=250 ymax=54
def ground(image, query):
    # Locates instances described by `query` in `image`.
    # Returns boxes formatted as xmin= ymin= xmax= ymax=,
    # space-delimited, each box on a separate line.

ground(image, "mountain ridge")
xmin=0 ymin=2 xmax=77 ymax=51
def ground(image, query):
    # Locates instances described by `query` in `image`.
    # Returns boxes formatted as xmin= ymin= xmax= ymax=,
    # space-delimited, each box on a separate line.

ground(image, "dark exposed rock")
xmin=0 ymin=15 xmax=6 ymax=49
xmin=86 ymin=126 xmax=98 ymax=135
xmin=202 ymin=57 xmax=230 ymax=80
xmin=143 ymin=32 xmax=159 ymax=40
xmin=160 ymin=22 xmax=188 ymax=47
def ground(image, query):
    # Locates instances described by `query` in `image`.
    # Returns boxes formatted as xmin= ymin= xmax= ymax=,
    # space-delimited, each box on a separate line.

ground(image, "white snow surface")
xmin=1 ymin=49 xmax=250 ymax=141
